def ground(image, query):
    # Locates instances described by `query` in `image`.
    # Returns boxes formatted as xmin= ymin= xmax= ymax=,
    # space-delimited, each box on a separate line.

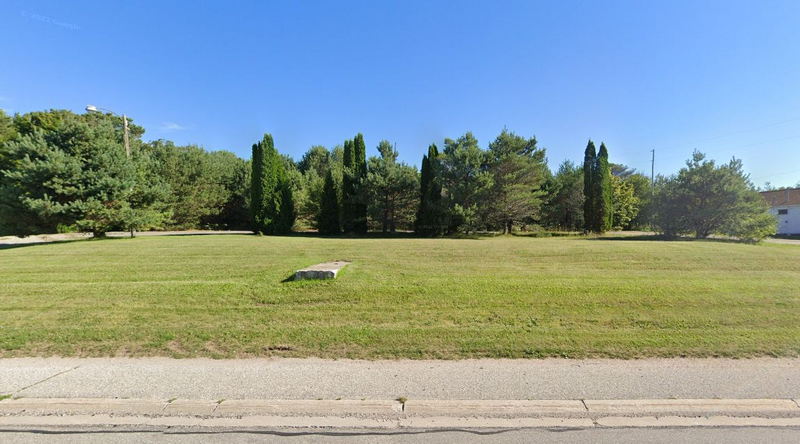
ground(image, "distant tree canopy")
xmin=317 ymin=169 xmax=341 ymax=234
xmin=542 ymin=160 xmax=584 ymax=231
xmin=147 ymin=140 xmax=249 ymax=230
xmin=0 ymin=110 xmax=17 ymax=148
xmin=0 ymin=108 xmax=777 ymax=242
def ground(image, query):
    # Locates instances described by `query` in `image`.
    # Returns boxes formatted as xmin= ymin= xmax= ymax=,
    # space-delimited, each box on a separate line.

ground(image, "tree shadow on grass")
xmin=589 ymin=233 xmax=752 ymax=244
xmin=0 ymin=238 xmax=94 ymax=251
xmin=0 ymin=231 xmax=255 ymax=251
xmin=0 ymin=234 xmax=140 ymax=251
xmin=510 ymin=231 xmax=583 ymax=238
xmin=279 ymin=232 xmax=484 ymax=240
xmin=108 ymin=230 xmax=253 ymax=238
xmin=588 ymin=234 xmax=673 ymax=241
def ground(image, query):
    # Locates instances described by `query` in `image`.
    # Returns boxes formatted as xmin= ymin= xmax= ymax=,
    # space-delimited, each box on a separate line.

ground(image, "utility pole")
xmin=650 ymin=149 xmax=655 ymax=190
xmin=86 ymin=104 xmax=134 ymax=238
xmin=122 ymin=114 xmax=130 ymax=158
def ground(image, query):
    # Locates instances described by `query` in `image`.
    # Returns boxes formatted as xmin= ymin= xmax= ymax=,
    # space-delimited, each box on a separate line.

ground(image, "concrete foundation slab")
xmin=294 ymin=261 xmax=350 ymax=280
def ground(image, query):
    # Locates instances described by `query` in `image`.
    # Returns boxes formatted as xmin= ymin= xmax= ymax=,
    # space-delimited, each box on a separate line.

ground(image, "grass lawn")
xmin=1 ymin=234 xmax=798 ymax=359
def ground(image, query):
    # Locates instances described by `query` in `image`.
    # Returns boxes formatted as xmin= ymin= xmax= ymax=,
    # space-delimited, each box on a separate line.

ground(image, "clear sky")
xmin=2 ymin=0 xmax=799 ymax=186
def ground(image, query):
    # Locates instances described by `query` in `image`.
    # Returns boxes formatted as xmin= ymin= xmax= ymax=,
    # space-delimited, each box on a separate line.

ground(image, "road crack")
xmin=14 ymin=366 xmax=80 ymax=395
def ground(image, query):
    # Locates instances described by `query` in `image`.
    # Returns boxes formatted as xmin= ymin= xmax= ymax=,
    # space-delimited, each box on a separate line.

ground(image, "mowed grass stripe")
xmin=0 ymin=234 xmax=798 ymax=358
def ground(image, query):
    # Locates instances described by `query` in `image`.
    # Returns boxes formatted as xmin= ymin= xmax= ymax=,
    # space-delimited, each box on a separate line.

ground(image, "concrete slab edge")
xmin=1 ymin=398 xmax=799 ymax=429
xmin=1 ymin=414 xmax=800 ymax=430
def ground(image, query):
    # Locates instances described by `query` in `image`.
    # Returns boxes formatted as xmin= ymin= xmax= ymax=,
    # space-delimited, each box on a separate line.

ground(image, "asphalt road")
xmin=2 ymin=358 xmax=799 ymax=400
xmin=3 ymin=426 xmax=800 ymax=443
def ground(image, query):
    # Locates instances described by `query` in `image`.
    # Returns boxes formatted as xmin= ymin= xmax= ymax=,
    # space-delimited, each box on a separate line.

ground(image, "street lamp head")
xmin=85 ymin=105 xmax=98 ymax=113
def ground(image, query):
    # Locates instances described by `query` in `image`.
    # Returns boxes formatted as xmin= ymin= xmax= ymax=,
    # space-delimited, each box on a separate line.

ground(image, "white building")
xmin=761 ymin=188 xmax=800 ymax=235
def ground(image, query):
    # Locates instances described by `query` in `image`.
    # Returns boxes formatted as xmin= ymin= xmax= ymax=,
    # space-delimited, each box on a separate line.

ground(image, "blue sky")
xmin=2 ymin=0 xmax=799 ymax=186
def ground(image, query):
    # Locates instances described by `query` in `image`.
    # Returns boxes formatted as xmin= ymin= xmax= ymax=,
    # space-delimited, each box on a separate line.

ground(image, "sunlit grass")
xmin=0 ymin=234 xmax=798 ymax=359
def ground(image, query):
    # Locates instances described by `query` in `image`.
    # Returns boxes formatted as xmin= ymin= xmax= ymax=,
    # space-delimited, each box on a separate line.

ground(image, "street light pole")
xmin=86 ymin=104 xmax=135 ymax=238
xmin=86 ymin=105 xmax=130 ymax=158
xmin=122 ymin=114 xmax=130 ymax=158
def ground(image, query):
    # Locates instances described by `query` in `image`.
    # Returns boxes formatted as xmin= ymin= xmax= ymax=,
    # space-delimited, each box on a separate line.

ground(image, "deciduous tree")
xmin=611 ymin=175 xmax=639 ymax=230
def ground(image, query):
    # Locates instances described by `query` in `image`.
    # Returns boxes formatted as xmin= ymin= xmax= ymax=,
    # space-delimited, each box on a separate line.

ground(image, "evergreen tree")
xmin=250 ymin=133 xmax=294 ymax=234
xmin=485 ymin=129 xmax=549 ymax=234
xmin=365 ymin=141 xmax=419 ymax=232
xmin=317 ymin=169 xmax=341 ymax=234
xmin=0 ymin=110 xmax=169 ymax=236
xmin=582 ymin=140 xmax=596 ymax=232
xmin=427 ymin=144 xmax=446 ymax=235
xmin=653 ymin=152 xmax=776 ymax=241
xmin=341 ymin=134 xmax=368 ymax=234
xmin=415 ymin=152 xmax=431 ymax=233
xmin=441 ymin=132 xmax=492 ymax=233
xmin=594 ymin=143 xmax=613 ymax=232
xmin=352 ymin=133 xmax=368 ymax=233
xmin=415 ymin=144 xmax=446 ymax=235
xmin=341 ymin=138 xmax=356 ymax=232
xmin=250 ymin=140 xmax=265 ymax=231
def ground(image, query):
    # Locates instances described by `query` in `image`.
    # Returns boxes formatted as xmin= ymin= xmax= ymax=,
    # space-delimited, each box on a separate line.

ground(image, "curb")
xmin=0 ymin=398 xmax=799 ymax=429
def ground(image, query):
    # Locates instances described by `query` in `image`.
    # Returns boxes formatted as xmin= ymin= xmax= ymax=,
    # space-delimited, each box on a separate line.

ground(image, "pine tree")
xmin=583 ymin=140 xmax=596 ymax=232
xmin=594 ymin=143 xmax=613 ymax=232
xmin=0 ymin=110 xmax=169 ymax=236
xmin=317 ymin=169 xmax=341 ymax=234
xmin=365 ymin=141 xmax=418 ymax=232
xmin=250 ymin=133 xmax=294 ymax=234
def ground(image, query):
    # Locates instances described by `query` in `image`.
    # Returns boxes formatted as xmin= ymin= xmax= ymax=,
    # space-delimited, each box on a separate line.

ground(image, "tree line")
xmin=0 ymin=108 xmax=776 ymax=241
xmin=0 ymin=109 xmax=249 ymax=236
